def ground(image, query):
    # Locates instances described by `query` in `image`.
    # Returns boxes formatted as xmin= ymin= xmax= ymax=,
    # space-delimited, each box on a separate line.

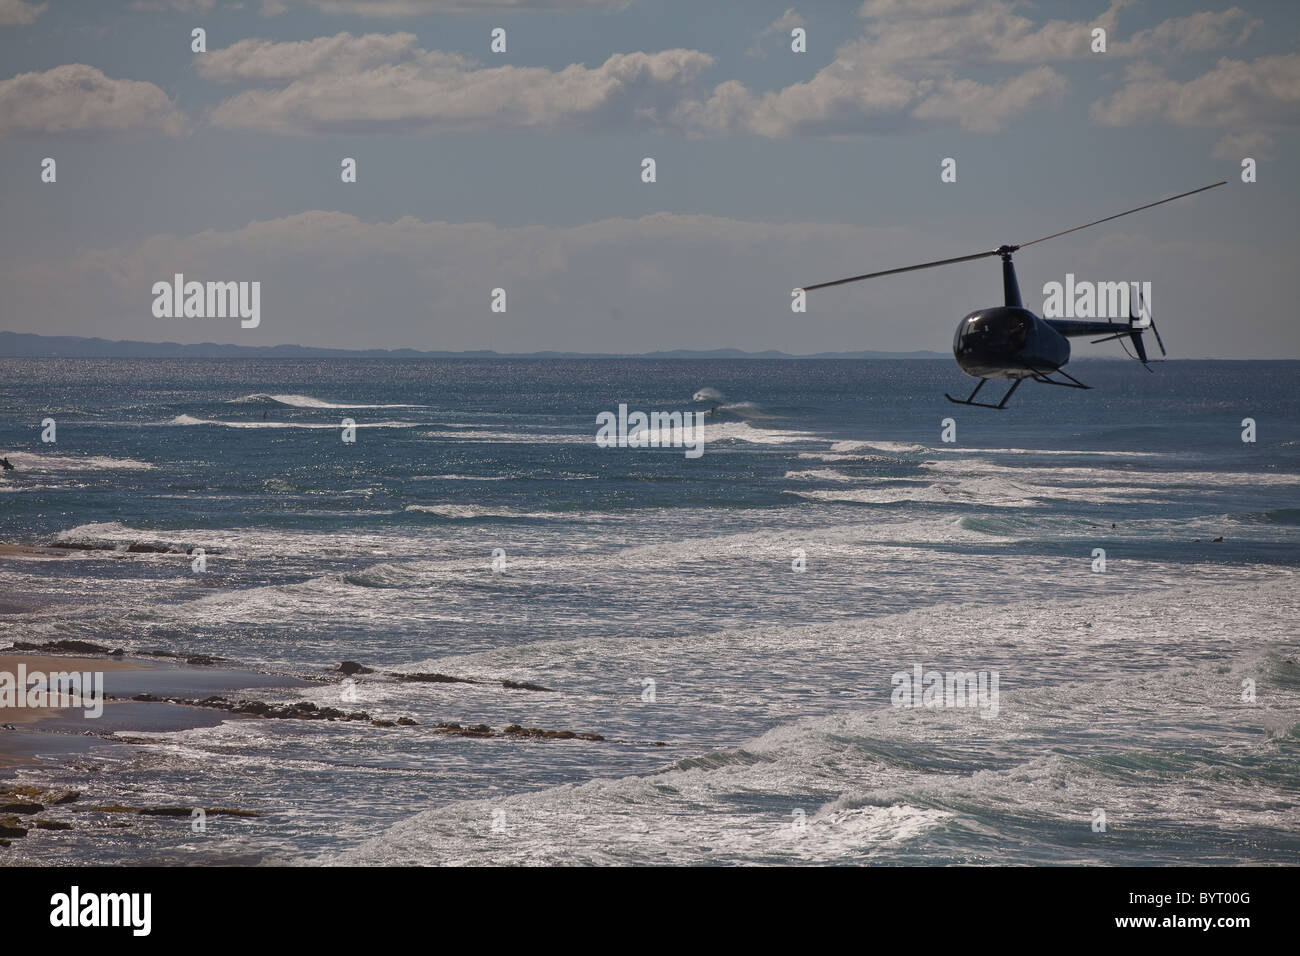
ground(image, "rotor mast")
xmin=998 ymin=245 xmax=1021 ymax=308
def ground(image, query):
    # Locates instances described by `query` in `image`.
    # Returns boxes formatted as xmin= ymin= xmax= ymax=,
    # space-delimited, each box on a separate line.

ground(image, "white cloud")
xmin=0 ymin=64 xmax=186 ymax=136
xmin=0 ymin=211 xmax=955 ymax=352
xmin=672 ymin=54 xmax=1066 ymax=137
xmin=855 ymin=0 xmax=1130 ymax=64
xmin=204 ymin=38 xmax=714 ymax=134
xmin=198 ymin=32 xmax=431 ymax=82
xmin=1115 ymin=7 xmax=1256 ymax=56
xmin=0 ymin=0 xmax=45 ymax=26
xmin=911 ymin=65 xmax=1067 ymax=133
xmin=4 ymin=208 xmax=1292 ymax=357
xmin=195 ymin=4 xmax=1279 ymax=140
xmin=197 ymin=14 xmax=1078 ymax=140
xmin=855 ymin=1 xmax=1251 ymax=65
xmin=749 ymin=8 xmax=805 ymax=58
xmin=258 ymin=0 xmax=635 ymax=15
xmin=1211 ymin=130 xmax=1275 ymax=162
xmin=130 ymin=0 xmax=218 ymax=12
xmin=1091 ymin=54 xmax=1300 ymax=129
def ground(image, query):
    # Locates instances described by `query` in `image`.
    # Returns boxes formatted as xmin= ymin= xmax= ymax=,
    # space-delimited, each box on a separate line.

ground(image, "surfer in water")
xmin=0 ymin=456 xmax=13 ymax=471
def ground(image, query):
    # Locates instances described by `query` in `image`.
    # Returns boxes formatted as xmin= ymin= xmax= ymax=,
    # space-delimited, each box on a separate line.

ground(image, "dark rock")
xmin=179 ymin=694 xmax=381 ymax=723
xmin=393 ymin=672 xmax=477 ymax=685
xmin=0 ymin=816 xmax=28 ymax=838
xmin=1212 ymin=536 xmax=1224 ymax=542
xmin=371 ymin=719 xmax=396 ymax=728
xmin=184 ymin=655 xmax=226 ymax=666
xmin=35 ymin=820 xmax=73 ymax=831
xmin=137 ymin=807 xmax=194 ymax=817
xmin=396 ymin=717 xmax=418 ymax=726
xmin=1 ymin=785 xmax=46 ymax=799
xmin=336 ymin=661 xmax=374 ymax=676
xmin=502 ymin=725 xmax=603 ymax=742
xmin=500 ymin=679 xmax=554 ymax=692
xmin=9 ymin=639 xmax=112 ymax=655
xmin=0 ymin=802 xmax=43 ymax=815
xmin=433 ymin=721 xmax=492 ymax=737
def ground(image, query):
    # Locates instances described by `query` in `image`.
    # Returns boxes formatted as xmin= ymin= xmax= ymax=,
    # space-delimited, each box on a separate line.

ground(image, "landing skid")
xmin=1025 ymin=366 xmax=1091 ymax=389
xmin=945 ymin=377 xmax=1022 ymax=409
xmin=945 ymin=366 xmax=1091 ymax=409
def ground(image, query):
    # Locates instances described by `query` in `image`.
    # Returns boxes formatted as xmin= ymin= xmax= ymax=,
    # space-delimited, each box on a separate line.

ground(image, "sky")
xmin=0 ymin=0 xmax=1296 ymax=357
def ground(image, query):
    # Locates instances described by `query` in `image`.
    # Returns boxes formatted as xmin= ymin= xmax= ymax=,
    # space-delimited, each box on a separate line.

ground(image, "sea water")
xmin=0 ymin=357 xmax=1297 ymax=864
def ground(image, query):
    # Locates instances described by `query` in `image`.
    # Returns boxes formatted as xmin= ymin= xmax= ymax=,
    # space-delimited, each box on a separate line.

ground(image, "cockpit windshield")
xmin=956 ymin=311 xmax=1030 ymax=353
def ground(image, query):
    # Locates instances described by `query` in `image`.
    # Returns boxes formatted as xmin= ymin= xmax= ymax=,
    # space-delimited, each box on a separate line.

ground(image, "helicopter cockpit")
xmin=954 ymin=308 xmax=1031 ymax=356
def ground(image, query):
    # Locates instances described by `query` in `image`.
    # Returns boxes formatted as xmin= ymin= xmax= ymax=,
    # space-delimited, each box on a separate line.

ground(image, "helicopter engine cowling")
xmin=952 ymin=307 xmax=1070 ymax=380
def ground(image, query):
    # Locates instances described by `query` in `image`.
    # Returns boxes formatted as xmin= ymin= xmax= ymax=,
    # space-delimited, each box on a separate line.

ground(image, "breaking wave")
xmin=227 ymin=393 xmax=425 ymax=409
xmin=168 ymin=414 xmax=417 ymax=429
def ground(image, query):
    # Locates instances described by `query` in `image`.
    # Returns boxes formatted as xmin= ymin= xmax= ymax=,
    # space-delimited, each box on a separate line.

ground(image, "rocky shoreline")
xmin=0 ymin=783 xmax=261 ymax=848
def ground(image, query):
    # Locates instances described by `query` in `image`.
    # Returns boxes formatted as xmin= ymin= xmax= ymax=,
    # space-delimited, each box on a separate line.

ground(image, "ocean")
xmin=1 ymin=356 xmax=1298 ymax=865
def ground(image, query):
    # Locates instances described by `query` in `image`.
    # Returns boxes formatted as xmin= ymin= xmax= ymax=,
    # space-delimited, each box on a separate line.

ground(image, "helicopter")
xmin=800 ymin=181 xmax=1226 ymax=408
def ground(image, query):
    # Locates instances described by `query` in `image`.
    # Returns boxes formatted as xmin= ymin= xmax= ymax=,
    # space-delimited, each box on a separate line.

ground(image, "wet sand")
xmin=0 ymin=652 xmax=310 ymax=769
xmin=0 ymin=542 xmax=71 ymax=562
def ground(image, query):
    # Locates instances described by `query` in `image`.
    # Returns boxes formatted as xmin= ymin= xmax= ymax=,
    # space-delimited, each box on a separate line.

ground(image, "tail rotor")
xmin=1125 ymin=288 xmax=1165 ymax=368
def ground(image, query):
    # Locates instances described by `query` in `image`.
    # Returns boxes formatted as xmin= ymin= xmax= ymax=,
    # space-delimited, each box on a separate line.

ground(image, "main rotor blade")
xmin=1017 ymin=181 xmax=1226 ymax=249
xmin=801 ymin=249 xmax=998 ymax=292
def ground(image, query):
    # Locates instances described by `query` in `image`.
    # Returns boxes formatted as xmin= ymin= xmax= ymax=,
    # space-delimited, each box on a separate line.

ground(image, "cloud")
xmin=748 ymin=8 xmax=805 ymax=58
xmin=672 ymin=0 xmax=1208 ymax=137
xmin=0 ymin=64 xmax=187 ymax=136
xmin=200 ymin=15 xmax=1072 ymax=140
xmin=0 ymin=210 xmax=955 ymax=352
xmin=257 ymin=0 xmax=635 ymax=15
xmin=1115 ymin=7 xmax=1256 ymax=56
xmin=854 ymin=0 xmax=1130 ymax=64
xmin=1211 ymin=130 xmax=1275 ymax=162
xmin=4 ymin=207 xmax=1293 ymax=357
xmin=671 ymin=56 xmax=1066 ymax=137
xmin=130 ymin=0 xmax=218 ymax=12
xmin=911 ymin=65 xmax=1067 ymax=133
xmin=194 ymin=4 xmax=1276 ymax=140
xmin=1090 ymin=54 xmax=1300 ymax=129
xmin=204 ymin=36 xmax=714 ymax=134
xmin=0 ymin=0 xmax=45 ymax=26
xmin=198 ymin=31 xmax=431 ymax=82
xmin=854 ymin=1 xmax=1252 ymax=64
